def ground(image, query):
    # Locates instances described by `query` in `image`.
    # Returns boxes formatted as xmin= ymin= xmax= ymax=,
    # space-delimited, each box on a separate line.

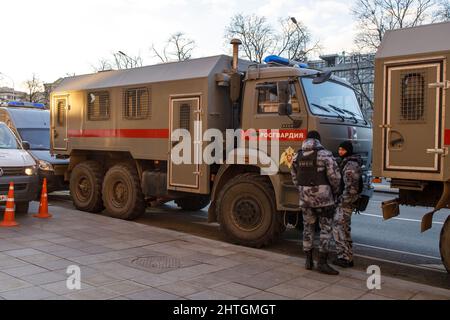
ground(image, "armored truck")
xmin=373 ymin=22 xmax=450 ymax=271
xmin=50 ymin=40 xmax=373 ymax=248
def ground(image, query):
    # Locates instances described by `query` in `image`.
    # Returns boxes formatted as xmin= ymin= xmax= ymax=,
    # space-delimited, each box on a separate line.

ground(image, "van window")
xmin=401 ymin=72 xmax=425 ymax=121
xmin=17 ymin=128 xmax=50 ymax=150
xmin=123 ymin=87 xmax=150 ymax=119
xmin=256 ymin=82 xmax=300 ymax=114
xmin=0 ymin=125 xmax=19 ymax=149
xmin=88 ymin=91 xmax=110 ymax=120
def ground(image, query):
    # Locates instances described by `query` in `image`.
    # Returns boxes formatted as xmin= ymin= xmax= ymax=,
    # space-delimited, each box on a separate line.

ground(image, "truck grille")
xmin=0 ymin=167 xmax=25 ymax=176
xmin=0 ymin=183 xmax=26 ymax=192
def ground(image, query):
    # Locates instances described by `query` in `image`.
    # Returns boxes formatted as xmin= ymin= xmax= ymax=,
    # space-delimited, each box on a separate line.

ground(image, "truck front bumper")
xmin=0 ymin=175 xmax=39 ymax=203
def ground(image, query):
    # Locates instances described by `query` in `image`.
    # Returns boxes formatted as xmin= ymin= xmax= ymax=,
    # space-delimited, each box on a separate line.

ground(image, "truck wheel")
xmin=216 ymin=173 xmax=284 ymax=248
xmin=70 ymin=161 xmax=104 ymax=213
xmin=15 ymin=202 xmax=29 ymax=214
xmin=175 ymin=195 xmax=210 ymax=211
xmin=102 ymin=163 xmax=145 ymax=220
xmin=439 ymin=216 xmax=450 ymax=273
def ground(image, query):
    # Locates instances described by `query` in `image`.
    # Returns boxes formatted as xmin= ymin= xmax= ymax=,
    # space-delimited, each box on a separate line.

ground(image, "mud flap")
xmin=421 ymin=182 xmax=450 ymax=232
xmin=421 ymin=209 xmax=437 ymax=232
xmin=381 ymin=198 xmax=400 ymax=220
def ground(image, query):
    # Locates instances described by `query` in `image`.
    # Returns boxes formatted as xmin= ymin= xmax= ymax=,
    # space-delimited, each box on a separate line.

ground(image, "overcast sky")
xmin=0 ymin=0 xmax=358 ymax=91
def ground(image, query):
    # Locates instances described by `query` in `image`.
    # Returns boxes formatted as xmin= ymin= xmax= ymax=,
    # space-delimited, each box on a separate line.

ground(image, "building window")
xmin=256 ymin=82 xmax=299 ymax=114
xmin=401 ymin=72 xmax=425 ymax=121
xmin=123 ymin=87 xmax=150 ymax=119
xmin=87 ymin=91 xmax=110 ymax=120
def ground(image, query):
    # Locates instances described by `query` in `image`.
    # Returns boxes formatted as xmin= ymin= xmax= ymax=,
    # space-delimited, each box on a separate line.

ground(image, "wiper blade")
xmin=311 ymin=103 xmax=345 ymax=121
xmin=329 ymin=104 xmax=358 ymax=124
xmin=327 ymin=104 xmax=346 ymax=115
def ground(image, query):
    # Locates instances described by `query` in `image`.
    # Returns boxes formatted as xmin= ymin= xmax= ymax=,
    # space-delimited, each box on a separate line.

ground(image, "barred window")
xmin=123 ymin=87 xmax=150 ymax=119
xmin=87 ymin=91 xmax=110 ymax=120
xmin=56 ymin=99 xmax=66 ymax=125
xmin=401 ymin=72 xmax=425 ymax=121
xmin=179 ymin=103 xmax=191 ymax=130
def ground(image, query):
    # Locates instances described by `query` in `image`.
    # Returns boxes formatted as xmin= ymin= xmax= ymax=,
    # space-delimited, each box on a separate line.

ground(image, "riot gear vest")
xmin=294 ymin=150 xmax=329 ymax=187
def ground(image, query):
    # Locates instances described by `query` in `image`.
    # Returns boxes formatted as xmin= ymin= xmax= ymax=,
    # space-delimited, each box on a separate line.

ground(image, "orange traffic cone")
xmin=0 ymin=182 xmax=18 ymax=227
xmin=34 ymin=178 xmax=52 ymax=219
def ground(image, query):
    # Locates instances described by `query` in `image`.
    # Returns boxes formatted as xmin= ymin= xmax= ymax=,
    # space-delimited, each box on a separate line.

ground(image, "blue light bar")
xmin=264 ymin=55 xmax=308 ymax=68
xmin=6 ymin=101 xmax=46 ymax=109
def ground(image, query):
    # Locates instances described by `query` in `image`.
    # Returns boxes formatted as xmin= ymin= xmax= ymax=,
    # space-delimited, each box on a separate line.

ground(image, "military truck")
xmin=373 ymin=22 xmax=450 ymax=272
xmin=50 ymin=40 xmax=373 ymax=248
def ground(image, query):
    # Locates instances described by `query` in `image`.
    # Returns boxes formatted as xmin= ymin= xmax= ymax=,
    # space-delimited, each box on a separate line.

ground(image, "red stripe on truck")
xmin=68 ymin=129 xmax=170 ymax=139
xmin=445 ymin=129 xmax=450 ymax=145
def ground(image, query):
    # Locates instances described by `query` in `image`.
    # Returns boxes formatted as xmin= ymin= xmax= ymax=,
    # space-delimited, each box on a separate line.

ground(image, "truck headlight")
xmin=24 ymin=166 xmax=38 ymax=176
xmin=38 ymin=160 xmax=54 ymax=171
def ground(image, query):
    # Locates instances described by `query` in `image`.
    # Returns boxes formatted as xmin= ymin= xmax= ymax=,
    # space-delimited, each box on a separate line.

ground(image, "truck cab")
xmin=237 ymin=60 xmax=373 ymax=212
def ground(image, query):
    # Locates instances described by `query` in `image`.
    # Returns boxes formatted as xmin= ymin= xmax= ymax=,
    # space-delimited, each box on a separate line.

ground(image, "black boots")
xmin=333 ymin=258 xmax=354 ymax=268
xmin=317 ymin=252 xmax=339 ymax=275
xmin=305 ymin=250 xmax=314 ymax=270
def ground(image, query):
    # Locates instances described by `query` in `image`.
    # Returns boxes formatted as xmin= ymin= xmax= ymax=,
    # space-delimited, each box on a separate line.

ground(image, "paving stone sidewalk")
xmin=0 ymin=202 xmax=449 ymax=300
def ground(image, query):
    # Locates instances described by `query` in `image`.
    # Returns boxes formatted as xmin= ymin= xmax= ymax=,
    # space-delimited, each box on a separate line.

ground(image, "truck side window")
xmin=257 ymin=82 xmax=300 ymax=114
xmin=123 ymin=87 xmax=150 ymax=119
xmin=87 ymin=91 xmax=110 ymax=120
xmin=401 ymin=72 xmax=425 ymax=121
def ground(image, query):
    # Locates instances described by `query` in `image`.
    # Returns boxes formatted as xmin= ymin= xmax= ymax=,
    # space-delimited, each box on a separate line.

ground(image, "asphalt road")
xmin=47 ymin=190 xmax=450 ymax=289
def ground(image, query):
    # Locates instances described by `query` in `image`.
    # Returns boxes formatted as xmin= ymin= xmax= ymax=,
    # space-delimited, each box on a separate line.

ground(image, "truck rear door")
xmin=168 ymin=95 xmax=203 ymax=190
xmin=51 ymin=95 xmax=69 ymax=150
xmin=383 ymin=60 xmax=444 ymax=173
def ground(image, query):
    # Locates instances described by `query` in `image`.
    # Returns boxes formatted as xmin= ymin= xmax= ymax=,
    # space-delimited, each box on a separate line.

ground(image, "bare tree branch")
xmin=433 ymin=0 xmax=450 ymax=21
xmin=352 ymin=0 xmax=436 ymax=52
xmin=225 ymin=14 xmax=274 ymax=63
xmin=152 ymin=32 xmax=196 ymax=63
xmin=24 ymin=73 xmax=44 ymax=103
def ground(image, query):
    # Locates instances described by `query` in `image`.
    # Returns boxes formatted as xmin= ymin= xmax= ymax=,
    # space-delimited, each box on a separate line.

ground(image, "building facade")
xmin=0 ymin=87 xmax=27 ymax=103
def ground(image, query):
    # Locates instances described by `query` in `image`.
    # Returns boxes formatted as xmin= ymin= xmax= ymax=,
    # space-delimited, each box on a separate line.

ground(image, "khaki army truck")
xmin=373 ymin=22 xmax=450 ymax=272
xmin=50 ymin=40 xmax=372 ymax=248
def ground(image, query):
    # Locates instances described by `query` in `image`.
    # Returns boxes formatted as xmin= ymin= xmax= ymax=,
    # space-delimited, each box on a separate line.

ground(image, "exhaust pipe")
xmin=230 ymin=38 xmax=242 ymax=72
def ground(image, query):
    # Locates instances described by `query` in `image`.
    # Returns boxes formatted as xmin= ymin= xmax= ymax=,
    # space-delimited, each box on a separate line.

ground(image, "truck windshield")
xmin=17 ymin=128 xmax=50 ymax=150
xmin=301 ymin=77 xmax=364 ymax=120
xmin=0 ymin=125 xmax=20 ymax=149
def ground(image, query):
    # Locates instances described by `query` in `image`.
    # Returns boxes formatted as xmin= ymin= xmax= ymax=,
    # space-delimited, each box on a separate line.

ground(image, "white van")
xmin=0 ymin=122 xmax=38 ymax=213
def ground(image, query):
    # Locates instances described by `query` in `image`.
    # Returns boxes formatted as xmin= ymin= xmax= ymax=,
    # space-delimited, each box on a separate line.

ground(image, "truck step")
xmin=280 ymin=203 xmax=300 ymax=209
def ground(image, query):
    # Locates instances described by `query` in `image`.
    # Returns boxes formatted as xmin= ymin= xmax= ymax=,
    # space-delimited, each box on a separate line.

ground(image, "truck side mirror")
xmin=277 ymin=81 xmax=293 ymax=116
xmin=313 ymin=71 xmax=332 ymax=84
xmin=22 ymin=141 xmax=31 ymax=150
xmin=278 ymin=103 xmax=293 ymax=116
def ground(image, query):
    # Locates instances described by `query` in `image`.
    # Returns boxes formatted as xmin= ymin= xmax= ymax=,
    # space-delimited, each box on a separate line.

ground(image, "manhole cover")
xmin=130 ymin=256 xmax=181 ymax=271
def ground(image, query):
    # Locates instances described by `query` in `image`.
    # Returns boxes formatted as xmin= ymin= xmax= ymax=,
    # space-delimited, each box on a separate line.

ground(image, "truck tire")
xmin=102 ymin=163 xmax=145 ymax=220
xmin=440 ymin=215 xmax=450 ymax=273
xmin=70 ymin=161 xmax=104 ymax=213
xmin=15 ymin=202 xmax=29 ymax=214
xmin=175 ymin=195 xmax=210 ymax=211
xmin=216 ymin=173 xmax=284 ymax=248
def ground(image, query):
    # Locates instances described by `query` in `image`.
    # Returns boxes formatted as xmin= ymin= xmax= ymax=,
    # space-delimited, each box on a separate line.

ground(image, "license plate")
xmin=0 ymin=195 xmax=7 ymax=202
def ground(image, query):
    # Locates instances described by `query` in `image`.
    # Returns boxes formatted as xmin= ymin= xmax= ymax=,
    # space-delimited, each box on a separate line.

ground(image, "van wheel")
xmin=439 ymin=216 xmax=450 ymax=273
xmin=216 ymin=173 xmax=284 ymax=248
xmin=175 ymin=195 xmax=210 ymax=211
xmin=15 ymin=202 xmax=29 ymax=214
xmin=102 ymin=163 xmax=145 ymax=220
xmin=70 ymin=161 xmax=104 ymax=213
